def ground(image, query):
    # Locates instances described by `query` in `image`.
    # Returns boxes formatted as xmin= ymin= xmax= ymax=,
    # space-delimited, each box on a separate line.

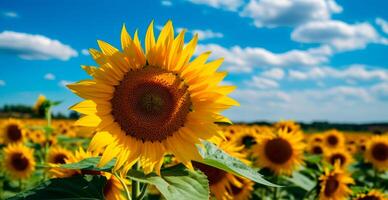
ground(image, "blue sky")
xmin=1 ymin=0 xmax=388 ymax=122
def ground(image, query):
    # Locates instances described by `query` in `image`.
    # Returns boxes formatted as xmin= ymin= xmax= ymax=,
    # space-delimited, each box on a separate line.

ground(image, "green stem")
xmin=273 ymin=176 xmax=279 ymax=200
xmin=115 ymin=172 xmax=131 ymax=200
xmin=137 ymin=183 xmax=148 ymax=200
xmin=132 ymin=163 xmax=140 ymax=200
xmin=43 ymin=105 xmax=52 ymax=181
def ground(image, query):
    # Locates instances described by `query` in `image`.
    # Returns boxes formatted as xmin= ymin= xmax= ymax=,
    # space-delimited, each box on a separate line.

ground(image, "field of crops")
xmin=0 ymin=116 xmax=387 ymax=199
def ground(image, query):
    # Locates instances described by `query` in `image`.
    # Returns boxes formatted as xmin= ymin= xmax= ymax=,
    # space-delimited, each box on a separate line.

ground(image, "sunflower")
xmin=309 ymin=134 xmax=324 ymax=143
xmin=1 ymin=118 xmax=25 ymax=144
xmin=274 ymin=120 xmax=301 ymax=135
xmin=230 ymin=127 xmax=260 ymax=150
xmin=353 ymin=189 xmax=387 ymax=200
xmin=3 ymin=143 xmax=36 ymax=179
xmin=323 ymin=130 xmax=345 ymax=149
xmin=33 ymin=94 xmax=48 ymax=115
xmin=324 ymin=148 xmax=353 ymax=169
xmin=364 ymin=135 xmax=388 ymax=171
xmin=308 ymin=142 xmax=325 ymax=155
xmin=193 ymin=139 xmax=251 ymax=200
xmin=67 ymin=20 xmax=238 ymax=174
xmin=227 ymin=177 xmax=254 ymax=200
xmin=29 ymin=129 xmax=46 ymax=145
xmin=47 ymin=146 xmax=73 ymax=164
xmin=319 ymin=163 xmax=354 ymax=200
xmin=252 ymin=129 xmax=305 ymax=175
xmin=51 ymin=147 xmax=125 ymax=200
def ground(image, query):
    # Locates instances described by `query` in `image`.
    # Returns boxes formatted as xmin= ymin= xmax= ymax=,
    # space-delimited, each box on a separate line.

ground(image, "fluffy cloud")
xmin=186 ymin=0 xmax=244 ymax=11
xmin=196 ymin=44 xmax=332 ymax=72
xmin=288 ymin=65 xmax=388 ymax=81
xmin=0 ymin=80 xmax=5 ymax=86
xmin=81 ymin=49 xmax=89 ymax=55
xmin=261 ymin=68 xmax=285 ymax=80
xmin=0 ymin=31 xmax=78 ymax=61
xmin=3 ymin=11 xmax=18 ymax=18
xmin=58 ymin=80 xmax=73 ymax=87
xmin=240 ymin=0 xmax=342 ymax=28
xmin=225 ymin=83 xmax=388 ymax=122
xmin=161 ymin=0 xmax=173 ymax=6
xmin=178 ymin=28 xmax=224 ymax=40
xmin=292 ymin=20 xmax=388 ymax=51
xmin=44 ymin=73 xmax=56 ymax=80
xmin=376 ymin=17 xmax=388 ymax=34
xmin=247 ymin=76 xmax=280 ymax=89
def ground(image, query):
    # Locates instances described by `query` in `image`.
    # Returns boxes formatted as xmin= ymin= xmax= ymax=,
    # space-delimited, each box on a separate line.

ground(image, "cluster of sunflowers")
xmin=0 ymin=21 xmax=387 ymax=200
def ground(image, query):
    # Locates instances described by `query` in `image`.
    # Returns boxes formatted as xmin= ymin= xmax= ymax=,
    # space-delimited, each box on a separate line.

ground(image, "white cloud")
xmin=247 ymin=76 xmax=279 ymax=89
xmin=291 ymin=20 xmax=388 ymax=51
xmin=240 ymin=0 xmax=342 ymax=28
xmin=196 ymin=43 xmax=332 ymax=72
xmin=81 ymin=49 xmax=89 ymax=55
xmin=3 ymin=11 xmax=18 ymax=18
xmin=187 ymin=0 xmax=244 ymax=11
xmin=44 ymin=73 xmax=56 ymax=80
xmin=161 ymin=0 xmax=173 ymax=6
xmin=225 ymin=83 xmax=388 ymax=122
xmin=0 ymin=80 xmax=5 ymax=86
xmin=178 ymin=28 xmax=224 ymax=40
xmin=376 ymin=17 xmax=388 ymax=34
xmin=58 ymin=80 xmax=73 ymax=88
xmin=0 ymin=31 xmax=78 ymax=61
xmin=288 ymin=65 xmax=388 ymax=81
xmin=261 ymin=68 xmax=285 ymax=80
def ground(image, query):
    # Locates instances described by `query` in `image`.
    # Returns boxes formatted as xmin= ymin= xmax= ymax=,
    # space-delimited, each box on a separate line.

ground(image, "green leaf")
xmin=128 ymin=164 xmax=209 ymax=200
xmin=283 ymin=171 xmax=316 ymax=191
xmin=60 ymin=157 xmax=115 ymax=172
xmin=304 ymin=154 xmax=322 ymax=164
xmin=9 ymin=175 xmax=107 ymax=200
xmin=196 ymin=140 xmax=279 ymax=187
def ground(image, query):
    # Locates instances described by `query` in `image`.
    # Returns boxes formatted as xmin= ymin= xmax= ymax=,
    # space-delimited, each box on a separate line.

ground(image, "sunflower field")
xmin=0 ymin=21 xmax=387 ymax=200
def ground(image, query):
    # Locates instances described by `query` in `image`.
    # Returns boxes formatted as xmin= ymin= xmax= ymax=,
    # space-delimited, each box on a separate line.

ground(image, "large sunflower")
xmin=3 ymin=143 xmax=36 ymax=179
xmin=319 ymin=163 xmax=354 ymax=200
xmin=68 ymin=21 xmax=238 ymax=174
xmin=252 ymin=129 xmax=305 ymax=175
xmin=1 ymin=118 xmax=25 ymax=144
xmin=323 ymin=130 xmax=345 ymax=149
xmin=364 ymin=135 xmax=388 ymax=171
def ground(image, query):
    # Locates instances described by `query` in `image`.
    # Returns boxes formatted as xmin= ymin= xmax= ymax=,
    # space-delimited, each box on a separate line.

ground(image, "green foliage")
xmin=9 ymin=175 xmax=107 ymax=200
xmin=196 ymin=140 xmax=279 ymax=187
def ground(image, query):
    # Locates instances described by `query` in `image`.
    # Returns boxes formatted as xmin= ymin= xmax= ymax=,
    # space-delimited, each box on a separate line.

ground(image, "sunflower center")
xmin=242 ymin=135 xmax=256 ymax=148
xmin=358 ymin=196 xmax=380 ymax=200
xmin=53 ymin=153 xmax=68 ymax=164
xmin=327 ymin=135 xmax=338 ymax=146
xmin=324 ymin=175 xmax=339 ymax=197
xmin=330 ymin=153 xmax=346 ymax=166
xmin=371 ymin=143 xmax=388 ymax=161
xmin=111 ymin=66 xmax=191 ymax=142
xmin=312 ymin=146 xmax=323 ymax=154
xmin=193 ymin=161 xmax=226 ymax=185
xmin=11 ymin=153 xmax=29 ymax=171
xmin=7 ymin=124 xmax=22 ymax=142
xmin=264 ymin=138 xmax=293 ymax=164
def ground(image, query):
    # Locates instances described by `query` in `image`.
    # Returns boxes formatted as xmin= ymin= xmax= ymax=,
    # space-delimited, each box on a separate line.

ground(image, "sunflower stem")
xmin=273 ymin=175 xmax=279 ymax=200
xmin=114 ymin=172 xmax=132 ymax=200
xmin=132 ymin=163 xmax=140 ymax=200
xmin=42 ymin=105 xmax=52 ymax=181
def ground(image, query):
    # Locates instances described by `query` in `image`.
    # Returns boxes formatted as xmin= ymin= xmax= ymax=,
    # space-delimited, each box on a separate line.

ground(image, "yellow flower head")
xmin=353 ymin=189 xmax=387 ymax=200
xmin=319 ymin=163 xmax=354 ymax=200
xmin=324 ymin=148 xmax=354 ymax=169
xmin=3 ymin=143 xmax=36 ymax=179
xmin=67 ymin=20 xmax=238 ymax=174
xmin=33 ymin=94 xmax=47 ymax=111
xmin=323 ymin=130 xmax=345 ymax=149
xmin=253 ymin=129 xmax=305 ymax=175
xmin=1 ymin=118 xmax=25 ymax=144
xmin=364 ymin=135 xmax=388 ymax=171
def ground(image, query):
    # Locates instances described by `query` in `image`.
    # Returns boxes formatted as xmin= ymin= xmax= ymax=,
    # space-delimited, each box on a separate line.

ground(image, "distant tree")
xmin=68 ymin=111 xmax=80 ymax=119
